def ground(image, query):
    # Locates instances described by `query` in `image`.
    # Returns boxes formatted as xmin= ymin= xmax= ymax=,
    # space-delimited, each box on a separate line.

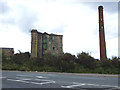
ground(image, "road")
xmin=1 ymin=71 xmax=120 ymax=89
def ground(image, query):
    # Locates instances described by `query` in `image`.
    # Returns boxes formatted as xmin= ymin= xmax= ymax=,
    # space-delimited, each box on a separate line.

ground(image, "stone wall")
xmin=31 ymin=29 xmax=63 ymax=58
xmin=0 ymin=48 xmax=14 ymax=60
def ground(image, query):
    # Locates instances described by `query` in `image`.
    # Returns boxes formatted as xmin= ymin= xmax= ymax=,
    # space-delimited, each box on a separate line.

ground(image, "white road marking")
xmin=17 ymin=75 xmax=47 ymax=79
xmin=7 ymin=79 xmax=55 ymax=85
xmin=36 ymin=76 xmax=47 ymax=78
xmin=61 ymin=84 xmax=85 ymax=88
xmin=61 ymin=82 xmax=120 ymax=89
xmin=7 ymin=79 xmax=30 ymax=83
xmin=0 ymin=77 xmax=6 ymax=79
xmin=35 ymin=79 xmax=52 ymax=81
xmin=41 ymin=81 xmax=55 ymax=85
xmin=74 ymin=82 xmax=120 ymax=88
xmin=16 ymin=75 xmax=34 ymax=77
xmin=15 ymin=74 xmax=54 ymax=85
xmin=16 ymin=77 xmax=31 ymax=80
xmin=30 ymin=81 xmax=55 ymax=85
xmin=17 ymin=75 xmax=28 ymax=77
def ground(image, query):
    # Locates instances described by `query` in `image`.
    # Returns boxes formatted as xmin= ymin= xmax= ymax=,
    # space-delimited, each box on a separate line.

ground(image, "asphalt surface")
xmin=1 ymin=71 xmax=120 ymax=89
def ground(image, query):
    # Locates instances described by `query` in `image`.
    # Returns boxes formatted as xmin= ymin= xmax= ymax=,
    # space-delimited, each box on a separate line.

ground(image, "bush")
xmin=56 ymin=53 xmax=77 ymax=72
xmin=100 ymin=59 xmax=112 ymax=68
xmin=77 ymin=52 xmax=97 ymax=69
xmin=2 ymin=51 xmax=119 ymax=74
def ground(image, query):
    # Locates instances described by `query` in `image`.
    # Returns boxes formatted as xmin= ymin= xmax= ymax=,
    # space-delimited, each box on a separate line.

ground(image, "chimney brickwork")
xmin=98 ymin=6 xmax=107 ymax=60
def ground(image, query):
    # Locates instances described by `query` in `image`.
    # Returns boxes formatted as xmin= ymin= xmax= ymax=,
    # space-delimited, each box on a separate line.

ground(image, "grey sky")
xmin=83 ymin=2 xmax=118 ymax=13
xmin=0 ymin=0 xmax=118 ymax=59
xmin=0 ymin=1 xmax=10 ymax=14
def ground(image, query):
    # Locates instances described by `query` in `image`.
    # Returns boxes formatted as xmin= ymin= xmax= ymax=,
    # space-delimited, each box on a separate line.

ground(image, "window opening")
xmin=53 ymin=47 xmax=55 ymax=50
xmin=52 ymin=36 xmax=55 ymax=40
xmin=49 ymin=41 xmax=51 ymax=44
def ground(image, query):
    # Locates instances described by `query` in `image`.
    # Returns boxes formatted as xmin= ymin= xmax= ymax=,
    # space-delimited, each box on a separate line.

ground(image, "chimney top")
xmin=98 ymin=6 xmax=103 ymax=9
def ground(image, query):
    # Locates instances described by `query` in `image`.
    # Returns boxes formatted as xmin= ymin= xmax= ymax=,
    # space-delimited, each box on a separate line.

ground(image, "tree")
xmin=111 ymin=56 xmax=119 ymax=68
xmin=100 ymin=58 xmax=112 ymax=68
xmin=77 ymin=52 xmax=97 ymax=69
xmin=56 ymin=53 xmax=77 ymax=72
xmin=43 ymin=53 xmax=57 ymax=67
xmin=11 ymin=53 xmax=30 ymax=64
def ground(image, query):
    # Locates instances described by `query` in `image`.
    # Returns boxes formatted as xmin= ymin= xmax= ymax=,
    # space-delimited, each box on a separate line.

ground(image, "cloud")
xmin=62 ymin=5 xmax=99 ymax=58
xmin=104 ymin=12 xmax=118 ymax=40
xmin=0 ymin=0 xmax=39 ymax=33
xmin=50 ymin=24 xmax=67 ymax=34
xmin=82 ymin=2 xmax=118 ymax=13
xmin=106 ymin=37 xmax=118 ymax=58
xmin=0 ymin=0 xmax=10 ymax=14
xmin=16 ymin=6 xmax=38 ymax=33
xmin=0 ymin=0 xmax=118 ymax=59
xmin=0 ymin=26 xmax=31 ymax=53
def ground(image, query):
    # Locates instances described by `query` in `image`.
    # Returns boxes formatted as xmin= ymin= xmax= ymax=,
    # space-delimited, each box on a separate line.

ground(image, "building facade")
xmin=0 ymin=48 xmax=14 ymax=60
xmin=31 ymin=29 xmax=63 ymax=58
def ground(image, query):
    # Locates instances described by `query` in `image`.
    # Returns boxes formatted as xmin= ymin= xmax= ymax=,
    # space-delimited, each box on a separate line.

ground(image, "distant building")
xmin=0 ymin=48 xmax=14 ymax=59
xmin=31 ymin=29 xmax=63 ymax=58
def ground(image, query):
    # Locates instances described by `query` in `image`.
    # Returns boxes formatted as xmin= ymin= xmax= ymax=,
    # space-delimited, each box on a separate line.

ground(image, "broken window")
xmin=53 ymin=47 xmax=55 ymax=50
xmin=52 ymin=36 xmax=55 ymax=40
xmin=43 ymin=45 xmax=47 ymax=50
xmin=53 ymin=52 xmax=55 ymax=55
xmin=49 ymin=41 xmax=51 ymax=44
xmin=49 ymin=47 xmax=51 ymax=50
xmin=43 ymin=39 xmax=46 ymax=43
xmin=43 ymin=45 xmax=46 ymax=49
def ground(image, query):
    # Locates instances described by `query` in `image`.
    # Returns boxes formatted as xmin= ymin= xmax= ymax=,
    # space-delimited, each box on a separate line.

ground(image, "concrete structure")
xmin=98 ymin=6 xmax=107 ymax=60
xmin=31 ymin=29 xmax=63 ymax=58
xmin=0 ymin=48 xmax=14 ymax=60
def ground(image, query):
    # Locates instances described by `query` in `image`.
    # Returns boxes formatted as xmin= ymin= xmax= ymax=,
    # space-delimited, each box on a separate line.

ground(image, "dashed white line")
xmin=17 ymin=75 xmax=27 ymax=77
xmin=16 ymin=74 xmax=34 ymax=77
xmin=30 ymin=81 xmax=55 ymax=85
xmin=0 ymin=77 xmax=6 ymax=79
xmin=74 ymin=82 xmax=120 ymax=88
xmin=7 ymin=79 xmax=55 ymax=85
xmin=7 ymin=79 xmax=30 ymax=83
xmin=16 ymin=77 xmax=31 ymax=80
xmin=36 ymin=76 xmax=47 ymax=78
xmin=61 ymin=84 xmax=85 ymax=88
xmin=35 ymin=79 xmax=52 ymax=81
xmin=61 ymin=82 xmax=120 ymax=89
xmin=17 ymin=75 xmax=47 ymax=79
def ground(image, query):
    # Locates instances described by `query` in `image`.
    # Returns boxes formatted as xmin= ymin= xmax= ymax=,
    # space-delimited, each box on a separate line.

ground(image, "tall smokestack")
xmin=98 ymin=6 xmax=107 ymax=60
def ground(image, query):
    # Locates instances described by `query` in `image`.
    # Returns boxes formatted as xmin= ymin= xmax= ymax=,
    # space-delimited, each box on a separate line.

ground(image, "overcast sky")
xmin=0 ymin=0 xmax=118 ymax=59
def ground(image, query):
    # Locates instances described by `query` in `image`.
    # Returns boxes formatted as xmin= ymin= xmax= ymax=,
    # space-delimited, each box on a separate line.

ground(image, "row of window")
xmin=43 ymin=45 xmax=56 ymax=51
xmin=43 ymin=36 xmax=55 ymax=42
xmin=43 ymin=40 xmax=55 ymax=45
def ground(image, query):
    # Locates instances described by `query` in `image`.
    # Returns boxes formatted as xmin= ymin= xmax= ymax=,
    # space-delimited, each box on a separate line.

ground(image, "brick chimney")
xmin=98 ymin=6 xmax=107 ymax=60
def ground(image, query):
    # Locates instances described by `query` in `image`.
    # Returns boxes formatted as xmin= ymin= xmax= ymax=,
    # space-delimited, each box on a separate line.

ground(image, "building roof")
xmin=0 ymin=48 xmax=14 ymax=50
xmin=31 ymin=29 xmax=63 ymax=36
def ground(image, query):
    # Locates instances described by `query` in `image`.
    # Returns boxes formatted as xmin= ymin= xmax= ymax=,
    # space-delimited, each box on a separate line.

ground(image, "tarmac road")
xmin=1 ymin=71 xmax=120 ymax=89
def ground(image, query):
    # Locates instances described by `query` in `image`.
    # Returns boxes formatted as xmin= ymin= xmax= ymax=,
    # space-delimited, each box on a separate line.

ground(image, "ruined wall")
xmin=31 ymin=29 xmax=63 ymax=58
xmin=42 ymin=33 xmax=63 ymax=56
xmin=0 ymin=48 xmax=14 ymax=60
xmin=31 ymin=30 xmax=38 ymax=58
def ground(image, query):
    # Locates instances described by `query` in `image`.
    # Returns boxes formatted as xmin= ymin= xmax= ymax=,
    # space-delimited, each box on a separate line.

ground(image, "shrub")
xmin=77 ymin=52 xmax=97 ymax=69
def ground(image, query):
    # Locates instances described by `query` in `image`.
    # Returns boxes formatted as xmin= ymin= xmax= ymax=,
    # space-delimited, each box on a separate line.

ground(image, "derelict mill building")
xmin=31 ymin=29 xmax=63 ymax=58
